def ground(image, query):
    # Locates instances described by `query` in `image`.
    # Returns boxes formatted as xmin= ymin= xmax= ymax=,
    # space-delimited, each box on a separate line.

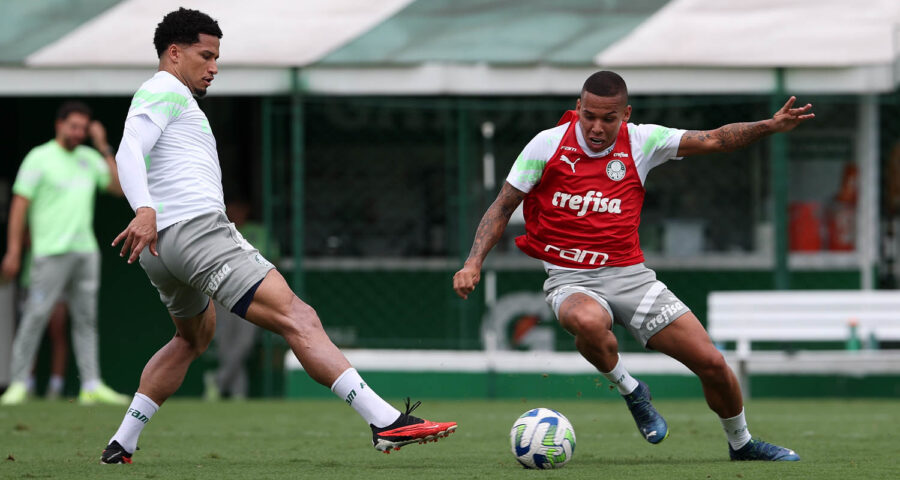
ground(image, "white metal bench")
xmin=707 ymin=290 xmax=900 ymax=396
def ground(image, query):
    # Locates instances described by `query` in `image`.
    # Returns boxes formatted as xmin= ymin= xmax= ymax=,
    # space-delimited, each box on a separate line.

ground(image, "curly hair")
xmin=153 ymin=7 xmax=223 ymax=57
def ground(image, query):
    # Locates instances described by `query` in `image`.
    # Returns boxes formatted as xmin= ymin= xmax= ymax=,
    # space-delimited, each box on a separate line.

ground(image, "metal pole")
xmin=291 ymin=68 xmax=305 ymax=297
xmin=457 ymin=103 xmax=471 ymax=348
xmin=770 ymin=68 xmax=789 ymax=290
xmin=481 ymin=121 xmax=497 ymax=310
xmin=481 ymin=120 xmax=497 ymax=397
xmin=444 ymin=101 xmax=457 ymax=348
xmin=857 ymin=95 xmax=879 ymax=289
xmin=261 ymin=97 xmax=274 ymax=397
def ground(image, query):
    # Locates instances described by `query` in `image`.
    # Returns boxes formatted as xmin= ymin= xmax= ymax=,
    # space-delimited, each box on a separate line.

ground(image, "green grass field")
xmin=1 ymin=398 xmax=897 ymax=479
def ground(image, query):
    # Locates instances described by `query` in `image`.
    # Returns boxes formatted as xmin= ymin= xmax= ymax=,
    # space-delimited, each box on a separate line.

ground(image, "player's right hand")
xmin=112 ymin=207 xmax=158 ymax=264
xmin=1 ymin=252 xmax=20 ymax=281
xmin=453 ymin=264 xmax=481 ymax=300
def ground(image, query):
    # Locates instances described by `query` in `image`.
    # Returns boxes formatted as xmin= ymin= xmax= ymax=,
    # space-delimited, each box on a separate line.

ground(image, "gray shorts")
xmin=543 ymin=263 xmax=690 ymax=347
xmin=139 ymin=211 xmax=275 ymax=319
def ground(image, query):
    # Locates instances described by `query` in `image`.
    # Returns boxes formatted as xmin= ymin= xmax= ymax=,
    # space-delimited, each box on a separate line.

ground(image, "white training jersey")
xmin=126 ymin=71 xmax=224 ymax=230
xmin=506 ymin=121 xmax=686 ymax=194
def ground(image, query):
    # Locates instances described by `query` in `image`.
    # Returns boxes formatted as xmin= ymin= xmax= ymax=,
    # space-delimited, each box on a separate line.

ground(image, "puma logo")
xmin=560 ymin=154 xmax=579 ymax=173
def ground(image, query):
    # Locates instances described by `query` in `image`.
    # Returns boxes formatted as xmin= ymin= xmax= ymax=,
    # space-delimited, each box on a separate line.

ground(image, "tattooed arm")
xmin=677 ymin=96 xmax=815 ymax=157
xmin=453 ymin=182 xmax=527 ymax=299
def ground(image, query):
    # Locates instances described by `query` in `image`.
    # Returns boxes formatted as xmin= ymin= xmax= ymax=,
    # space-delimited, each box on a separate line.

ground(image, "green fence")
xmin=2 ymin=90 xmax=898 ymax=398
xmin=257 ymin=93 xmax=882 ymax=353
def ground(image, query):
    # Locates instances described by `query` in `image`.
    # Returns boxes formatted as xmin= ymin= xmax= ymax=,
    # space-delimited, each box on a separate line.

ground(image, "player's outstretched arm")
xmin=677 ymin=96 xmax=815 ymax=157
xmin=453 ymin=182 xmax=526 ymax=299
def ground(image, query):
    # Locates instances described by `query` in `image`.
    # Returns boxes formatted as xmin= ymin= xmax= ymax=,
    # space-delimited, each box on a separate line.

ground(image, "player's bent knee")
xmin=694 ymin=350 xmax=731 ymax=379
xmin=561 ymin=306 xmax=611 ymax=337
xmin=173 ymin=333 xmax=212 ymax=358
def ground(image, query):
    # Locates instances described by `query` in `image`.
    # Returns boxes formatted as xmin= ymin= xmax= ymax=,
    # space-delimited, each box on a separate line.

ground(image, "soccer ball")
xmin=509 ymin=407 xmax=576 ymax=469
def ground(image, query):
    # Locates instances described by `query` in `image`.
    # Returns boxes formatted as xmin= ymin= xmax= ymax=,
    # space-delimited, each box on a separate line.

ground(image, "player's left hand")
xmin=771 ymin=96 xmax=815 ymax=133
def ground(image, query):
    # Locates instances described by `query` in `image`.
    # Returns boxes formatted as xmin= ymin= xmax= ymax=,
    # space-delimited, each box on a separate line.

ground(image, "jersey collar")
xmin=574 ymin=121 xmax=616 ymax=158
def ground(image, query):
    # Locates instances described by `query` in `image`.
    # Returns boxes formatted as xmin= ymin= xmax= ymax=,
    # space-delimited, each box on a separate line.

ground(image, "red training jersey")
xmin=515 ymin=110 xmax=646 ymax=268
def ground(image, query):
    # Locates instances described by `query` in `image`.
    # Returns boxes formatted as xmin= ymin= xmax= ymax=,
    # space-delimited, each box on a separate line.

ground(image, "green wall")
xmin=84 ymin=257 xmax=861 ymax=397
xmin=27 ymin=254 xmax=864 ymax=398
xmin=285 ymin=371 xmax=900 ymax=400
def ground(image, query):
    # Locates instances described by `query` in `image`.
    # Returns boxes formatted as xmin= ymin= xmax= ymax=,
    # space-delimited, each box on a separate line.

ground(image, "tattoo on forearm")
xmin=682 ymin=130 xmax=713 ymax=144
xmin=467 ymin=184 xmax=524 ymax=262
xmin=712 ymin=121 xmax=771 ymax=151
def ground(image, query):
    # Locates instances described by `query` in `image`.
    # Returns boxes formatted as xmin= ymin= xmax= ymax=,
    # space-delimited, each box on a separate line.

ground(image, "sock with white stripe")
xmin=720 ymin=408 xmax=752 ymax=450
xmin=601 ymin=354 xmax=639 ymax=395
xmin=110 ymin=393 xmax=158 ymax=454
xmin=331 ymin=368 xmax=401 ymax=428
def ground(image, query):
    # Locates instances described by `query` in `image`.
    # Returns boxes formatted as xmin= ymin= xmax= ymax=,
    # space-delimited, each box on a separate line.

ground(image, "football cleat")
xmin=622 ymin=380 xmax=669 ymax=444
xmin=371 ymin=398 xmax=457 ymax=453
xmin=0 ymin=381 xmax=28 ymax=406
xmin=78 ymin=383 xmax=129 ymax=406
xmin=729 ymin=438 xmax=800 ymax=461
xmin=100 ymin=440 xmax=133 ymax=464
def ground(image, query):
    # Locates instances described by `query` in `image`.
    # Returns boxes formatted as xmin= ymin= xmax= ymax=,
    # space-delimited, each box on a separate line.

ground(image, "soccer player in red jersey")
xmin=454 ymin=71 xmax=813 ymax=461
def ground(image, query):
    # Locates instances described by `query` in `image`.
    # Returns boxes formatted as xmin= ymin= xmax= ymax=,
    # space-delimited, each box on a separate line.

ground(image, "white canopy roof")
xmin=599 ymin=0 xmax=900 ymax=68
xmin=25 ymin=0 xmax=412 ymax=67
xmin=596 ymin=0 xmax=900 ymax=93
xmin=4 ymin=0 xmax=900 ymax=95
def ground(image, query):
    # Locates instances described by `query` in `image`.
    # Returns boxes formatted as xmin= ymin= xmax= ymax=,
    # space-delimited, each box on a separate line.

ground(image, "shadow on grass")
xmin=575 ymin=456 xmax=731 ymax=466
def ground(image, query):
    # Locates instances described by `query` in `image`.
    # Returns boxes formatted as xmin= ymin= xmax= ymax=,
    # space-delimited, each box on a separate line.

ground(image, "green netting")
xmin=257 ymin=92 xmax=893 ymax=353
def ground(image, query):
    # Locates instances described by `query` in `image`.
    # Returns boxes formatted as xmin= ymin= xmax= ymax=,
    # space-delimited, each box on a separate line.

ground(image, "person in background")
xmin=204 ymin=198 xmax=277 ymax=401
xmin=15 ymin=242 xmax=70 ymax=400
xmin=1 ymin=101 xmax=128 ymax=406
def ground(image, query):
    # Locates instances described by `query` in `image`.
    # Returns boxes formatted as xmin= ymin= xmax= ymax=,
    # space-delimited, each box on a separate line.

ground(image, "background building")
xmin=2 ymin=0 xmax=899 ymax=398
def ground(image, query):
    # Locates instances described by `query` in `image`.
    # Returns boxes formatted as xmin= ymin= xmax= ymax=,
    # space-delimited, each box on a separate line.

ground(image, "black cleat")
xmin=100 ymin=440 xmax=133 ymax=464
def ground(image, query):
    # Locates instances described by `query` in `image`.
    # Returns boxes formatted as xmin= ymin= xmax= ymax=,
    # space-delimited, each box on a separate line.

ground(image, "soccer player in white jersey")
xmin=100 ymin=8 xmax=455 ymax=464
xmin=454 ymin=71 xmax=814 ymax=461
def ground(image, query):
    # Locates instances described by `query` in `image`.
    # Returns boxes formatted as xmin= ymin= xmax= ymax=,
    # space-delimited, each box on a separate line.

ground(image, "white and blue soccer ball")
xmin=510 ymin=407 xmax=576 ymax=469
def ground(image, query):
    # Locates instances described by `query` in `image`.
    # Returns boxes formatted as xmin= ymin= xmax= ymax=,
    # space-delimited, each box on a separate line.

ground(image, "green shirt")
xmin=12 ymin=140 xmax=110 ymax=257
xmin=239 ymin=222 xmax=280 ymax=262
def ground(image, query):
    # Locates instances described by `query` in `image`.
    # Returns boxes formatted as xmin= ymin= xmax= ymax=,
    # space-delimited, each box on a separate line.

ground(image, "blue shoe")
xmin=622 ymin=380 xmax=668 ymax=444
xmin=729 ymin=438 xmax=800 ymax=461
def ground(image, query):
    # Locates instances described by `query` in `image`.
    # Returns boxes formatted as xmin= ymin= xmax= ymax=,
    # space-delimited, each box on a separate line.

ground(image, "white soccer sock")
xmin=330 ymin=368 xmax=401 ymax=428
xmin=110 ymin=393 xmax=159 ymax=454
xmin=720 ymin=408 xmax=752 ymax=450
xmin=601 ymin=354 xmax=640 ymax=395
xmin=47 ymin=375 xmax=64 ymax=395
